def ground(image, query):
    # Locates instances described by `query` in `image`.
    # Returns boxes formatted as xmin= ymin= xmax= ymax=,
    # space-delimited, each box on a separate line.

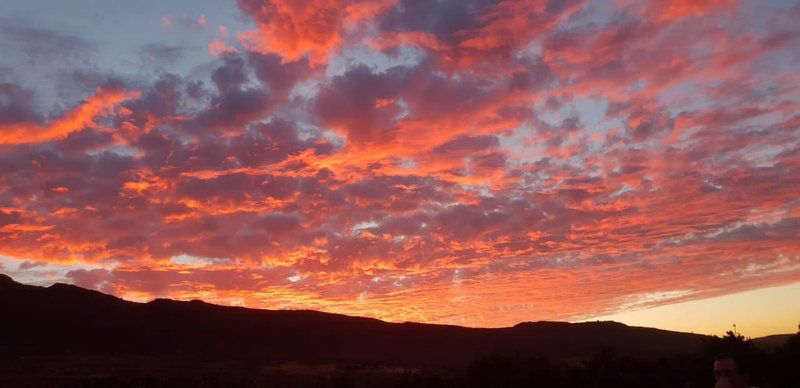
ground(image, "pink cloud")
xmin=207 ymin=39 xmax=237 ymax=57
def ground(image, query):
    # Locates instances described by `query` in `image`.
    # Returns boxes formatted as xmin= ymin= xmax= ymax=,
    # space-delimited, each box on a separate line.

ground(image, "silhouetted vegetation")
xmin=772 ymin=324 xmax=800 ymax=387
xmin=2 ymin=323 xmax=797 ymax=387
xmin=1 ymin=274 xmax=798 ymax=387
xmin=459 ymin=325 xmax=800 ymax=388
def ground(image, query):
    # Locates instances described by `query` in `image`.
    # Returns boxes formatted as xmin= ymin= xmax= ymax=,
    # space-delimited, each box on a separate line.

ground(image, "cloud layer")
xmin=0 ymin=0 xmax=798 ymax=327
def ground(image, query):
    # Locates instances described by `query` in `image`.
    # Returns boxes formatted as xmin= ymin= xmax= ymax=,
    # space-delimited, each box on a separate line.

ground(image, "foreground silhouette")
xmin=1 ymin=273 xmax=797 ymax=387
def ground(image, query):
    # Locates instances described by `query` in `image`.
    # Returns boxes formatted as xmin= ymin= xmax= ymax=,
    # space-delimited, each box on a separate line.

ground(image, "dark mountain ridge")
xmin=0 ymin=273 xmax=708 ymax=369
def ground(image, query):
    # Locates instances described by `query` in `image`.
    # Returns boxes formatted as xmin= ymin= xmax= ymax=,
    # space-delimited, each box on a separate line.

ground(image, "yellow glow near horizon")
xmin=586 ymin=282 xmax=800 ymax=337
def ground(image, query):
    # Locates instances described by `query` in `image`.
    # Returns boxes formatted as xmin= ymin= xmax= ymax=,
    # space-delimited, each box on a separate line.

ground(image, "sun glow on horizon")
xmin=586 ymin=281 xmax=800 ymax=337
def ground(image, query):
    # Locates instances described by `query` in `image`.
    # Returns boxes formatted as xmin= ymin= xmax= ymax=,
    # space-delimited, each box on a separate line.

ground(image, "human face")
xmin=714 ymin=358 xmax=747 ymax=388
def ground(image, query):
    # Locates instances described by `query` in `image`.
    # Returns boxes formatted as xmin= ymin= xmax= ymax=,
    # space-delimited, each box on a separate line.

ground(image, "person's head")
xmin=714 ymin=353 xmax=749 ymax=388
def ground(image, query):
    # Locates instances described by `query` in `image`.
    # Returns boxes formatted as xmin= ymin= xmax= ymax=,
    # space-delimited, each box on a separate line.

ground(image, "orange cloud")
xmin=236 ymin=0 xmax=396 ymax=63
xmin=0 ymin=87 xmax=139 ymax=145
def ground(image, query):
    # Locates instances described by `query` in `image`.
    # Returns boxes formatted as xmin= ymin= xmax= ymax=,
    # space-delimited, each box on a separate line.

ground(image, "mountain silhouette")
xmin=0 ymin=272 xmax=708 ymax=370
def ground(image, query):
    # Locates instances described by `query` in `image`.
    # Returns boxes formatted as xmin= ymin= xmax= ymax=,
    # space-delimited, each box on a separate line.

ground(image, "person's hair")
xmin=715 ymin=352 xmax=749 ymax=375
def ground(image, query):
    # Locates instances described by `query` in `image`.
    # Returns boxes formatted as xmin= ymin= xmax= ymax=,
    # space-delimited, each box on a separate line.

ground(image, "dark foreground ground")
xmin=1 ymin=273 xmax=798 ymax=387
xmin=3 ymin=342 xmax=799 ymax=388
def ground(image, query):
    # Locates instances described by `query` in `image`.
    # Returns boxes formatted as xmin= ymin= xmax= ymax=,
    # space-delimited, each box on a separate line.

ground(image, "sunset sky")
xmin=0 ymin=0 xmax=798 ymax=337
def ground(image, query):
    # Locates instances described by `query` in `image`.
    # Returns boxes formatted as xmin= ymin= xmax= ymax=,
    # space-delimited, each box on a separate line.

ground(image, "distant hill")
xmin=753 ymin=334 xmax=794 ymax=349
xmin=0 ymin=272 xmax=708 ymax=368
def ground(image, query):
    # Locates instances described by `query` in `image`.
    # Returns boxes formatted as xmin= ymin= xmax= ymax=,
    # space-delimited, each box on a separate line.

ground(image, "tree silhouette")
xmin=771 ymin=323 xmax=800 ymax=387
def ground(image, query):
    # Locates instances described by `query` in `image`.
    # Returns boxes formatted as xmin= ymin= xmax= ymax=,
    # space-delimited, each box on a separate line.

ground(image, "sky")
xmin=0 ymin=0 xmax=798 ymax=337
